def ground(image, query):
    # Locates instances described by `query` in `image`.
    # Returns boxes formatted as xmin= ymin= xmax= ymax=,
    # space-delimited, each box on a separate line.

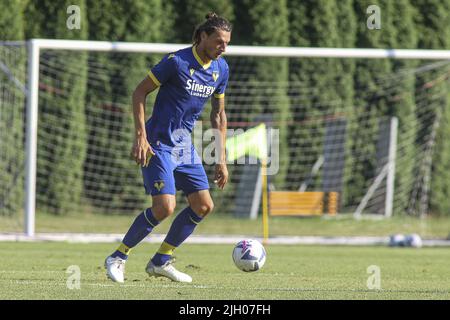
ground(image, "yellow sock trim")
xmin=117 ymin=243 xmax=132 ymax=256
xmin=157 ymin=241 xmax=176 ymax=256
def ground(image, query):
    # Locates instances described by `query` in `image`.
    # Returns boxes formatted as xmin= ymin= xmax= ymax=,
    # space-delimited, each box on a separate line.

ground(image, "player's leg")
xmin=105 ymin=148 xmax=176 ymax=283
xmin=146 ymin=163 xmax=211 ymax=282
xmin=150 ymin=189 xmax=213 ymax=264
xmin=105 ymin=194 xmax=175 ymax=283
xmin=146 ymin=191 xmax=211 ymax=283
xmin=112 ymin=194 xmax=175 ymax=258
xmin=187 ymin=189 xmax=214 ymax=217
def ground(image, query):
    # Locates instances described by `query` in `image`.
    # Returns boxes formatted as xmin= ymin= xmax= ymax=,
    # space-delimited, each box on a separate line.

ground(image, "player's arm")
xmin=210 ymin=96 xmax=228 ymax=189
xmin=131 ymin=76 xmax=159 ymax=166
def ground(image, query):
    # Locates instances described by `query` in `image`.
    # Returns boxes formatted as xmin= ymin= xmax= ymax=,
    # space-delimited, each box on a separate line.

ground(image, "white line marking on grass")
xmin=1 ymin=233 xmax=450 ymax=247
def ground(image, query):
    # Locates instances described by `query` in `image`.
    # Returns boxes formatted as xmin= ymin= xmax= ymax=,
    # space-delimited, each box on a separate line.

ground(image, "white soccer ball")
xmin=406 ymin=234 xmax=423 ymax=248
xmin=232 ymin=239 xmax=266 ymax=272
xmin=389 ymin=234 xmax=406 ymax=247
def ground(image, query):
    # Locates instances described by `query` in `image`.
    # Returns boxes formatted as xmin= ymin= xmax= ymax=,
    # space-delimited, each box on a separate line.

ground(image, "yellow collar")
xmin=192 ymin=46 xmax=212 ymax=70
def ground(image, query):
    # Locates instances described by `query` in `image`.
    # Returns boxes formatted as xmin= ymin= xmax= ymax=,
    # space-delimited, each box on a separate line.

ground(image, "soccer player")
xmin=104 ymin=13 xmax=232 ymax=283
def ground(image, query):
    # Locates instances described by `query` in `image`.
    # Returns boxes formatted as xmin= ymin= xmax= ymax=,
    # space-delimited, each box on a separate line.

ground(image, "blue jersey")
xmin=146 ymin=46 xmax=229 ymax=148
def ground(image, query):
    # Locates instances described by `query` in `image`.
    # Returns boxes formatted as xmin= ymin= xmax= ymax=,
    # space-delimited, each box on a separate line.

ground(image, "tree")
xmin=287 ymin=0 xmax=343 ymax=194
xmin=0 ymin=0 xmax=25 ymax=216
xmin=171 ymin=0 xmax=234 ymax=43
xmin=411 ymin=0 xmax=450 ymax=215
xmin=336 ymin=0 xmax=357 ymax=209
xmin=23 ymin=0 xmax=88 ymax=215
xmin=348 ymin=0 xmax=395 ymax=211
xmin=234 ymin=0 xmax=291 ymax=189
xmin=85 ymin=0 xmax=166 ymax=214
xmin=388 ymin=0 xmax=418 ymax=214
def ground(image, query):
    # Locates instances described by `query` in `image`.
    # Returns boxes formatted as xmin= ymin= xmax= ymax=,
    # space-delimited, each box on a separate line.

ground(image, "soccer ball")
xmin=232 ymin=239 xmax=266 ymax=272
xmin=389 ymin=234 xmax=406 ymax=247
xmin=406 ymin=234 xmax=423 ymax=248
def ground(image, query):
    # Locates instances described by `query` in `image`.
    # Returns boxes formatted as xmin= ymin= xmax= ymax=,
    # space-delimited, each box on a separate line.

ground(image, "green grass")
xmin=0 ymin=242 xmax=449 ymax=299
xmin=2 ymin=212 xmax=450 ymax=239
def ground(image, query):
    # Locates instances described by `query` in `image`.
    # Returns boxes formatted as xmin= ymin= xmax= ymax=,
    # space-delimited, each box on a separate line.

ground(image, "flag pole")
xmin=262 ymin=159 xmax=269 ymax=245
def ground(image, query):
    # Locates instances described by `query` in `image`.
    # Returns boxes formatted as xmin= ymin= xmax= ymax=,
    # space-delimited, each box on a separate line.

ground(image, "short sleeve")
xmin=213 ymin=63 xmax=229 ymax=99
xmin=148 ymin=53 xmax=178 ymax=86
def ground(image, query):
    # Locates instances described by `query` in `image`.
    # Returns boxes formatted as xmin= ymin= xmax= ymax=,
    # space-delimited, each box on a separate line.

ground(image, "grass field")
xmin=1 ymin=242 xmax=449 ymax=300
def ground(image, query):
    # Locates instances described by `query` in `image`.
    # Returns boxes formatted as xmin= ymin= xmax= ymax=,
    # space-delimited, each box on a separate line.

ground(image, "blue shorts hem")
xmin=182 ymin=187 xmax=210 ymax=197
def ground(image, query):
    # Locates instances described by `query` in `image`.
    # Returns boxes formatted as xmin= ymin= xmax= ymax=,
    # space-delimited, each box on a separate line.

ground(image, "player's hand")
xmin=131 ymin=136 xmax=154 ymax=167
xmin=214 ymin=163 xmax=228 ymax=189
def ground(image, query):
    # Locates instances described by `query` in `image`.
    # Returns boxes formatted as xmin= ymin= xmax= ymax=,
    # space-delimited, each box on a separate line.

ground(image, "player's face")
xmin=204 ymin=30 xmax=231 ymax=60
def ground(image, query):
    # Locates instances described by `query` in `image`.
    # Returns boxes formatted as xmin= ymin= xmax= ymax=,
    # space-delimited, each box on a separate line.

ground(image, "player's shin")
xmin=151 ymin=206 xmax=203 ymax=266
xmin=111 ymin=208 xmax=160 ymax=260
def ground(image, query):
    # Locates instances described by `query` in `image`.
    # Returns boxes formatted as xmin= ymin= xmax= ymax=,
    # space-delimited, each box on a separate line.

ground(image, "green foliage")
xmin=336 ymin=0 xmax=357 ymax=208
xmin=24 ymin=0 xmax=88 ymax=215
xmin=347 ymin=0 xmax=394 ymax=210
xmin=171 ymin=0 xmax=234 ymax=43
xmin=411 ymin=0 xmax=450 ymax=215
xmin=0 ymin=0 xmax=24 ymax=40
xmin=344 ymin=0 xmax=418 ymax=215
xmin=84 ymin=0 xmax=166 ymax=213
xmin=24 ymin=0 xmax=86 ymax=39
xmin=0 ymin=0 xmax=25 ymax=216
xmin=430 ymin=102 xmax=450 ymax=214
xmin=233 ymin=0 xmax=291 ymax=189
xmin=287 ymin=0 xmax=344 ymax=193
xmin=388 ymin=0 xmax=418 ymax=214
xmin=11 ymin=0 xmax=450 ymax=217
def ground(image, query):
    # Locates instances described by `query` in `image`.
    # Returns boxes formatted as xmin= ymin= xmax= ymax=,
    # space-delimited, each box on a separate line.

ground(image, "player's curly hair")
xmin=192 ymin=12 xmax=232 ymax=45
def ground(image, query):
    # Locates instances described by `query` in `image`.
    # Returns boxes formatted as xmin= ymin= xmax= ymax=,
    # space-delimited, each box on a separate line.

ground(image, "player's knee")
xmin=193 ymin=200 xmax=214 ymax=217
xmin=152 ymin=203 xmax=176 ymax=220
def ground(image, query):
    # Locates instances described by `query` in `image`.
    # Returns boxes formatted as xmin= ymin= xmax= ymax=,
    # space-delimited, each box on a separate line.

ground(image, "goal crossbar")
xmin=30 ymin=39 xmax=450 ymax=59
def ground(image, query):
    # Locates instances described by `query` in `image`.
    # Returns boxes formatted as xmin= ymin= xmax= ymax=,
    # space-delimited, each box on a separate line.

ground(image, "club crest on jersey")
xmin=212 ymin=71 xmax=219 ymax=82
xmin=154 ymin=180 xmax=165 ymax=192
xmin=190 ymin=68 xmax=195 ymax=76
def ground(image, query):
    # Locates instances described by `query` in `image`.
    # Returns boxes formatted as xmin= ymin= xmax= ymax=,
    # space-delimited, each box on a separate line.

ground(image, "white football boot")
xmin=104 ymin=256 xmax=126 ymax=283
xmin=146 ymin=260 xmax=192 ymax=283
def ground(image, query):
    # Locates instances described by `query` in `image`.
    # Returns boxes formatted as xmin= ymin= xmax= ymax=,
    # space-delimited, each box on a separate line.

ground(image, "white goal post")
xmin=23 ymin=39 xmax=450 ymax=236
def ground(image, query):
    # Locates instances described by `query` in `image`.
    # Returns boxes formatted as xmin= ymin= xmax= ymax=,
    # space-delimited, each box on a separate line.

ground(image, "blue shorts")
xmin=141 ymin=142 xmax=209 ymax=196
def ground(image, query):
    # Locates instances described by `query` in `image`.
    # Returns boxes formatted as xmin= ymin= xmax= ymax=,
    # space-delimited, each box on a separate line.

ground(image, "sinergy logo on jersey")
xmin=186 ymin=79 xmax=216 ymax=98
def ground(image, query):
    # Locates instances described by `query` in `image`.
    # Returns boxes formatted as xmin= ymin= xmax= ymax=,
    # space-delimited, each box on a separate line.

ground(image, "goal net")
xmin=1 ymin=41 xmax=449 ymax=234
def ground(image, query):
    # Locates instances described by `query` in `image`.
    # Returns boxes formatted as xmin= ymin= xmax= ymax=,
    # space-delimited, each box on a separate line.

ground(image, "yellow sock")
xmin=117 ymin=243 xmax=132 ymax=256
xmin=157 ymin=241 xmax=176 ymax=256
